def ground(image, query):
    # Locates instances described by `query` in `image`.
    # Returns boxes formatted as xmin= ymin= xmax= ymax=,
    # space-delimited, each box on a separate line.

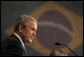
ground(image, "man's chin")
xmin=24 ymin=40 xmax=32 ymax=44
xmin=28 ymin=40 xmax=32 ymax=43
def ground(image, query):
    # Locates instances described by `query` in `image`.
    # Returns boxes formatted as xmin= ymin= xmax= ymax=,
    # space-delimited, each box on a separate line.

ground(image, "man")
xmin=1 ymin=15 xmax=38 ymax=56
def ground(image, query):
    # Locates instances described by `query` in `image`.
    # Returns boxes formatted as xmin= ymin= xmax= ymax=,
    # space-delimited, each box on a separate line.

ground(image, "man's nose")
xmin=33 ymin=31 xmax=36 ymax=37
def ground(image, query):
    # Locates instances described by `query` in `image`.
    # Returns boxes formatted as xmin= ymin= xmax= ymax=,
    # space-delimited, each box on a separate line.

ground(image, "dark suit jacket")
xmin=1 ymin=34 xmax=27 ymax=56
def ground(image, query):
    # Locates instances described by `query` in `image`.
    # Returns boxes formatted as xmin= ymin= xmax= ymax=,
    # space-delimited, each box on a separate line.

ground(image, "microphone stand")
xmin=55 ymin=42 xmax=78 ymax=56
xmin=62 ymin=44 xmax=78 ymax=56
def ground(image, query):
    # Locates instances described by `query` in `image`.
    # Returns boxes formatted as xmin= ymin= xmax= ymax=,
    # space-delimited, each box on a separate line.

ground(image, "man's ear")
xmin=19 ymin=25 xmax=24 ymax=32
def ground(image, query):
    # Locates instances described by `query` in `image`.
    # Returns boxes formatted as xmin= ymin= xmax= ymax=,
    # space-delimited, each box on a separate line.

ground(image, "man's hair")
xmin=14 ymin=15 xmax=38 ymax=32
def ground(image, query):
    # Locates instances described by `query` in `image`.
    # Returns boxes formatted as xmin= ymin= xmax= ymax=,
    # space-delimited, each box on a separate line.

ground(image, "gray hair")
xmin=14 ymin=15 xmax=38 ymax=32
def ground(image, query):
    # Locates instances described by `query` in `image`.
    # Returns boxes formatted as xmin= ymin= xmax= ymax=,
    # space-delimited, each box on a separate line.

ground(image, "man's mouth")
xmin=31 ymin=36 xmax=34 ymax=39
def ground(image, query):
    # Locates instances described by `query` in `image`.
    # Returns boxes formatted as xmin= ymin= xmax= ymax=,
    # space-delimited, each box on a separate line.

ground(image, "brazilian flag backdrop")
xmin=1 ymin=1 xmax=83 ymax=56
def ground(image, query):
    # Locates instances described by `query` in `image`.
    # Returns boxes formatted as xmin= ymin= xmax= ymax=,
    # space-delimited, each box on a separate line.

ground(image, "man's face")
xmin=23 ymin=20 xmax=37 ymax=43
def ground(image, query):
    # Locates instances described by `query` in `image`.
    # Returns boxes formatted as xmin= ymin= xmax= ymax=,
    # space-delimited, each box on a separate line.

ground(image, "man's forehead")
xmin=28 ymin=20 xmax=37 ymax=26
xmin=28 ymin=20 xmax=37 ymax=29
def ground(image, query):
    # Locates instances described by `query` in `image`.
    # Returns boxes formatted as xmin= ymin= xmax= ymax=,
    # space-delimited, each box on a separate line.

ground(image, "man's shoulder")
xmin=1 ymin=34 xmax=20 ymax=45
xmin=1 ymin=34 xmax=27 ymax=56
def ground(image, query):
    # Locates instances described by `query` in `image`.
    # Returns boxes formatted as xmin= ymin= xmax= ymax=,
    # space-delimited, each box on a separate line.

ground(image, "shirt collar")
xmin=14 ymin=33 xmax=25 ymax=46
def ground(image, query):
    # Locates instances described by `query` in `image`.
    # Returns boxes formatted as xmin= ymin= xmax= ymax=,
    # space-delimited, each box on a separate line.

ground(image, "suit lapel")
xmin=10 ymin=34 xmax=27 ymax=56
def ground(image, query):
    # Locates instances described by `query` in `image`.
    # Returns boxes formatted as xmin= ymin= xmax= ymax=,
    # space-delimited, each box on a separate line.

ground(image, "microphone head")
xmin=55 ymin=42 xmax=62 ymax=46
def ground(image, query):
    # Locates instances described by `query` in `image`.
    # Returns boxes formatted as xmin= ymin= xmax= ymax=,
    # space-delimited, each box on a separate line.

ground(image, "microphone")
xmin=55 ymin=42 xmax=63 ymax=46
xmin=55 ymin=42 xmax=78 ymax=56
